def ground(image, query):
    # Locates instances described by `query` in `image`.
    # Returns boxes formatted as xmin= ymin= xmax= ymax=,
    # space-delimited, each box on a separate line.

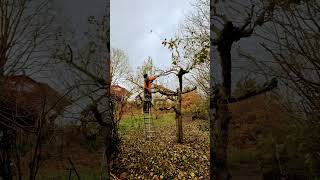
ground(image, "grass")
xmin=118 ymin=113 xmax=175 ymax=133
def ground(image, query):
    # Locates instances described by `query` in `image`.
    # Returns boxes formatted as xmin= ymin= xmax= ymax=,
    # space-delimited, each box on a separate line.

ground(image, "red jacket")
xmin=144 ymin=76 xmax=156 ymax=93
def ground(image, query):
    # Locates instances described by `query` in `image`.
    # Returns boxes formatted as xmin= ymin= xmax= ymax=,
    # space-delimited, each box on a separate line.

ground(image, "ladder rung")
xmin=142 ymin=110 xmax=156 ymax=140
xmin=144 ymin=131 xmax=155 ymax=133
xmin=144 ymin=126 xmax=155 ymax=129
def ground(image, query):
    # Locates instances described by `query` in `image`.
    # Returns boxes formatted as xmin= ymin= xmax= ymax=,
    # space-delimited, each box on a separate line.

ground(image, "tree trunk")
xmin=176 ymin=89 xmax=183 ymax=143
xmin=210 ymin=41 xmax=233 ymax=179
xmin=0 ymin=130 xmax=13 ymax=180
xmin=214 ymin=100 xmax=231 ymax=180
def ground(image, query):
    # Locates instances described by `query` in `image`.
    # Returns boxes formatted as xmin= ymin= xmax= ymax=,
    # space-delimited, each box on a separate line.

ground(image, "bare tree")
xmin=0 ymin=0 xmax=55 ymax=77
xmin=257 ymin=0 xmax=320 ymax=121
xmin=250 ymin=0 xmax=320 ymax=177
xmin=0 ymin=0 xmax=57 ymax=179
xmin=209 ymin=1 xmax=279 ymax=179
xmin=179 ymin=0 xmax=210 ymax=96
xmin=53 ymin=3 xmax=116 ymax=178
xmin=111 ymin=48 xmax=130 ymax=85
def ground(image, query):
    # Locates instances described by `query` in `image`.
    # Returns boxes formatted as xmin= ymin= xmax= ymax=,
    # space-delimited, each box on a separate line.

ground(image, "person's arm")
xmin=149 ymin=76 xmax=157 ymax=81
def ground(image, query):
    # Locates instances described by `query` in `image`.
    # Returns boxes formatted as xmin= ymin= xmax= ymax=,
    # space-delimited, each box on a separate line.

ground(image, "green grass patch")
xmin=118 ymin=113 xmax=175 ymax=133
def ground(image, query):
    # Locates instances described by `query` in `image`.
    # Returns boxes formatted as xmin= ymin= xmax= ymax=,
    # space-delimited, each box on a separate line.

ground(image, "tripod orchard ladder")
xmin=143 ymin=98 xmax=156 ymax=140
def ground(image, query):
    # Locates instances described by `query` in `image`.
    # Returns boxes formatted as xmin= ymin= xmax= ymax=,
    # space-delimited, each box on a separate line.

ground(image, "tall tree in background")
xmin=179 ymin=0 xmax=210 ymax=96
xmin=0 ymin=0 xmax=55 ymax=179
xmin=111 ymin=48 xmax=130 ymax=85
xmin=54 ymin=1 xmax=114 ymax=178
xmin=0 ymin=0 xmax=54 ymax=77
xmin=258 ymin=0 xmax=320 ymax=122
xmin=253 ymin=0 xmax=320 ymax=176
xmin=140 ymin=56 xmax=156 ymax=77
xmin=209 ymin=1 xmax=278 ymax=179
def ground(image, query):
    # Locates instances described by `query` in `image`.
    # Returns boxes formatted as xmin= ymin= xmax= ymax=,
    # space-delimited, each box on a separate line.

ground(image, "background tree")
xmin=53 ymin=4 xmax=115 ymax=178
xmin=0 ymin=0 xmax=55 ymax=77
xmin=247 ymin=0 xmax=320 ymax=176
xmin=0 ymin=0 xmax=58 ymax=179
xmin=111 ymin=48 xmax=130 ymax=85
xmin=179 ymin=0 xmax=210 ymax=96
xmin=209 ymin=1 xmax=279 ymax=179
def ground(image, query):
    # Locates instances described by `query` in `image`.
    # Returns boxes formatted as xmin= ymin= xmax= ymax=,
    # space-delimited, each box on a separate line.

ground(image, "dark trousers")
xmin=143 ymin=100 xmax=151 ymax=113
xmin=143 ymin=90 xmax=152 ymax=113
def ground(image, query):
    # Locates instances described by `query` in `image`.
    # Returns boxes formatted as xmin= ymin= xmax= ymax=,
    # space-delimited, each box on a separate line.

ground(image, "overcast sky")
xmin=111 ymin=0 xmax=196 ymax=71
xmin=53 ymin=0 xmax=195 ymax=75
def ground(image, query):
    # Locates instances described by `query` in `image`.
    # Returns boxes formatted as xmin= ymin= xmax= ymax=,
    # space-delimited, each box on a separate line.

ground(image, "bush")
xmin=182 ymin=92 xmax=208 ymax=120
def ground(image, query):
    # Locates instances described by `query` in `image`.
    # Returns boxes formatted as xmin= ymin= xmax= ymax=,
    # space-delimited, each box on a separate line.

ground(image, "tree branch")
xmin=182 ymin=86 xmax=197 ymax=94
xmin=159 ymin=105 xmax=178 ymax=114
xmin=66 ymin=44 xmax=107 ymax=86
xmin=155 ymin=88 xmax=177 ymax=96
xmin=227 ymin=78 xmax=278 ymax=103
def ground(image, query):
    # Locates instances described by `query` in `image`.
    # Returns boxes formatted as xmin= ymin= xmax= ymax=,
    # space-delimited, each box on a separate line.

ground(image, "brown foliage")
xmin=181 ymin=91 xmax=203 ymax=111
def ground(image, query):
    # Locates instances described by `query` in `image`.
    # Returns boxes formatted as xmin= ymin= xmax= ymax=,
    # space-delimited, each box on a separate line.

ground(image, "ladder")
xmin=143 ymin=101 xmax=156 ymax=140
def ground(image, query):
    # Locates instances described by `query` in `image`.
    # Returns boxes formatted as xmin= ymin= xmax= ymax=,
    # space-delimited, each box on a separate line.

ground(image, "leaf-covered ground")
xmin=33 ymin=113 xmax=262 ymax=179
xmin=113 ymin=114 xmax=210 ymax=179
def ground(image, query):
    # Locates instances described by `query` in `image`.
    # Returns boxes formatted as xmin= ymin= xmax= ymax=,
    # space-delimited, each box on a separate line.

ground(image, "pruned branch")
xmin=155 ymin=68 xmax=178 ymax=77
xmin=182 ymin=86 xmax=197 ymax=94
xmin=155 ymin=87 xmax=177 ymax=96
xmin=227 ymin=78 xmax=278 ymax=103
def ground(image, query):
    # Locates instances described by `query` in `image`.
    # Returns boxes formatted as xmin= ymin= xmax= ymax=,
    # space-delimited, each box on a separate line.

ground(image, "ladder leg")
xmin=143 ymin=100 xmax=155 ymax=140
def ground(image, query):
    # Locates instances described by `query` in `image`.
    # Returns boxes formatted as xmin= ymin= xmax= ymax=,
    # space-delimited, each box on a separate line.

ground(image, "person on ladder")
xmin=143 ymin=73 xmax=159 ymax=114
